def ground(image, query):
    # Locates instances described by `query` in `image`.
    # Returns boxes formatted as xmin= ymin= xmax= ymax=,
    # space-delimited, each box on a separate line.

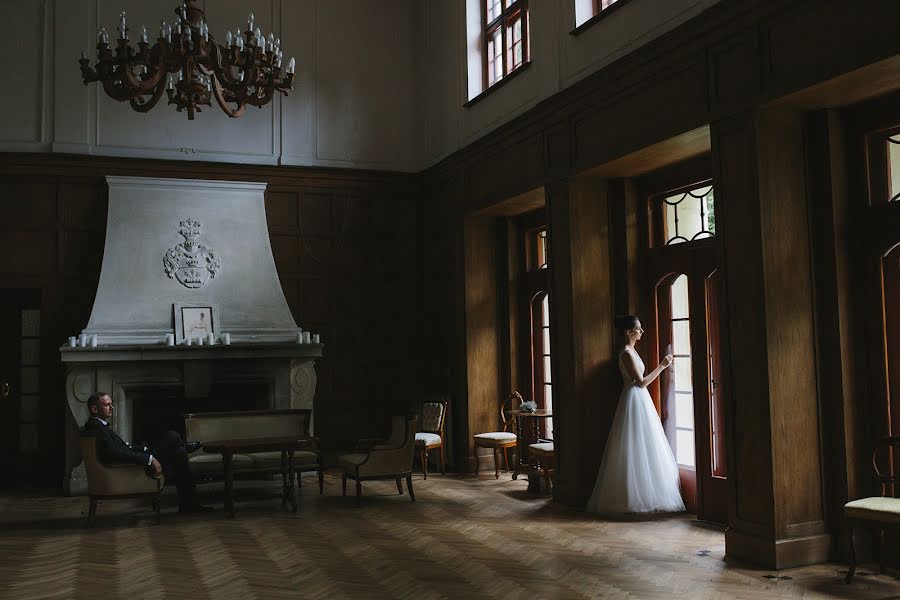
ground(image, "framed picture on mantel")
xmin=173 ymin=303 xmax=219 ymax=343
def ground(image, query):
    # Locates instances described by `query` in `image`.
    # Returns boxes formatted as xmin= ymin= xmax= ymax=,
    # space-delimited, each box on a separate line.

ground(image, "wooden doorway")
xmin=0 ymin=289 xmax=42 ymax=488
xmin=637 ymin=159 xmax=728 ymax=524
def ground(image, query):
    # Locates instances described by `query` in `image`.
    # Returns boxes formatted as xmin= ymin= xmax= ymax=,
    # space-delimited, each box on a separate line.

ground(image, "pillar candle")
xmin=296 ymin=331 xmax=303 ymax=344
xmin=165 ymin=333 xmax=175 ymax=346
xmin=207 ymin=332 xmax=215 ymax=345
xmin=185 ymin=336 xmax=192 ymax=346
xmin=312 ymin=334 xmax=320 ymax=344
xmin=222 ymin=333 xmax=231 ymax=345
xmin=68 ymin=336 xmax=77 ymax=348
xmin=302 ymin=331 xmax=311 ymax=343
xmin=90 ymin=334 xmax=98 ymax=348
xmin=79 ymin=333 xmax=88 ymax=347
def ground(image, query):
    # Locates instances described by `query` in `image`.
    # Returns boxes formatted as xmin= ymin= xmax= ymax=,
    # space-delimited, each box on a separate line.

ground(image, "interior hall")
xmin=1 ymin=0 xmax=899 ymax=598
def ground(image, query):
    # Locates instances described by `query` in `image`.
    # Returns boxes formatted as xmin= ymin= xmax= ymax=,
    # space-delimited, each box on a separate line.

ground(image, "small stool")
xmin=528 ymin=441 xmax=555 ymax=492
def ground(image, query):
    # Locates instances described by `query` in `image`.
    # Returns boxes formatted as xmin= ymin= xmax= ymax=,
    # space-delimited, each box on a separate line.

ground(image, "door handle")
xmin=1 ymin=382 xmax=9 ymax=398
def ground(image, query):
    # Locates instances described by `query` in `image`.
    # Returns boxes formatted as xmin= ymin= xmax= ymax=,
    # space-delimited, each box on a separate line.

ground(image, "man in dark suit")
xmin=83 ymin=392 xmax=210 ymax=513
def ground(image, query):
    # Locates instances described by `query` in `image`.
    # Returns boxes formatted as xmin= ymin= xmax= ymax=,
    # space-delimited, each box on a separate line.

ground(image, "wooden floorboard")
xmin=0 ymin=472 xmax=898 ymax=599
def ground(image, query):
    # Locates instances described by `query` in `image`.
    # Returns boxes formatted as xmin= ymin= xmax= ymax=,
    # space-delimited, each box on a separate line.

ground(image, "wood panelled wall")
xmin=420 ymin=0 xmax=900 ymax=570
xmin=0 ymin=153 xmax=420 ymax=484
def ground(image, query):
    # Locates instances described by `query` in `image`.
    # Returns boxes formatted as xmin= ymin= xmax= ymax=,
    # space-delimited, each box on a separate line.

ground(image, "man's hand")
xmin=150 ymin=457 xmax=163 ymax=477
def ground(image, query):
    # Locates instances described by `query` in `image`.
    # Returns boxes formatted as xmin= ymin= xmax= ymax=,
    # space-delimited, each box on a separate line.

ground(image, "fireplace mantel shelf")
xmin=60 ymin=343 xmax=324 ymax=363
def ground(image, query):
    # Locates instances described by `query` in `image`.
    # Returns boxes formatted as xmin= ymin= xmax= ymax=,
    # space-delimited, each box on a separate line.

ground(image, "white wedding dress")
xmin=585 ymin=346 xmax=685 ymax=515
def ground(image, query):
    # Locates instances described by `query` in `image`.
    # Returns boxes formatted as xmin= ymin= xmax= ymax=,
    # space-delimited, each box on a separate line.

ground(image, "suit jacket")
xmin=83 ymin=417 xmax=150 ymax=466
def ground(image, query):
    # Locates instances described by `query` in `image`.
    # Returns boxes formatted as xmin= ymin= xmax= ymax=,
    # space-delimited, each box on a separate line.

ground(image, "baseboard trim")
xmin=726 ymin=528 xmax=832 ymax=569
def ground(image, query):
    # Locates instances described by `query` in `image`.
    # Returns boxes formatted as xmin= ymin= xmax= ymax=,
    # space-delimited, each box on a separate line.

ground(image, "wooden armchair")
xmin=472 ymin=392 xmax=520 ymax=478
xmin=415 ymin=401 xmax=447 ymax=479
xmin=844 ymin=435 xmax=900 ymax=583
xmin=79 ymin=429 xmax=164 ymax=527
xmin=338 ymin=414 xmax=418 ymax=506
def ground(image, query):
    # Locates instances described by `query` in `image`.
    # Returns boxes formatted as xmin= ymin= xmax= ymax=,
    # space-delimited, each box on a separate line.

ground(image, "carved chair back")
xmin=873 ymin=435 xmax=900 ymax=497
xmin=501 ymin=391 xmax=523 ymax=433
xmin=419 ymin=401 xmax=447 ymax=436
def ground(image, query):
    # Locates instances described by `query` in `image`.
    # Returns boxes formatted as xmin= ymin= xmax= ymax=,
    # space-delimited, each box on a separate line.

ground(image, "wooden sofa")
xmin=183 ymin=409 xmax=323 ymax=494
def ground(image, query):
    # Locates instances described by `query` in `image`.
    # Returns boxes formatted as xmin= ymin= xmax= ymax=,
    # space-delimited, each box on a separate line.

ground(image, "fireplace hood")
xmin=67 ymin=176 xmax=304 ymax=347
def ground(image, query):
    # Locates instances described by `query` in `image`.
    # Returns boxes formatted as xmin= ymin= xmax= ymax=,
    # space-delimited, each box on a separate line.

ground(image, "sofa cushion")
xmin=250 ymin=450 xmax=320 ymax=470
xmin=415 ymin=432 xmax=441 ymax=447
xmin=338 ymin=453 xmax=368 ymax=473
xmin=844 ymin=496 xmax=900 ymax=524
xmin=188 ymin=452 xmax=254 ymax=475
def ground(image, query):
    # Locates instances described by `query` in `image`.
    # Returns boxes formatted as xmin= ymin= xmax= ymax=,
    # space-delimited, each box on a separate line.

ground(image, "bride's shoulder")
xmin=619 ymin=346 xmax=635 ymax=359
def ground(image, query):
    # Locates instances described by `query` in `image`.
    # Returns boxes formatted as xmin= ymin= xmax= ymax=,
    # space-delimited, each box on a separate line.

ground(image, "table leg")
xmin=288 ymin=449 xmax=297 ymax=513
xmin=223 ymin=450 xmax=235 ymax=518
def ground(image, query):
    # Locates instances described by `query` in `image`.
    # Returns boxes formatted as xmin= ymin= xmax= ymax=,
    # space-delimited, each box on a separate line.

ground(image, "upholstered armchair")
xmin=79 ymin=429 xmax=164 ymax=526
xmin=415 ymin=401 xmax=447 ymax=479
xmin=338 ymin=414 xmax=417 ymax=506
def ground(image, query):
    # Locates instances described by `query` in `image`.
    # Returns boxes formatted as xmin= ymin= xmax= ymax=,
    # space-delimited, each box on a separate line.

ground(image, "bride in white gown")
xmin=586 ymin=315 xmax=685 ymax=515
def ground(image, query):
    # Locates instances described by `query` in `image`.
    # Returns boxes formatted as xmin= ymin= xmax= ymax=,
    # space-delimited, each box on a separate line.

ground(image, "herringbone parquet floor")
xmin=0 ymin=472 xmax=898 ymax=600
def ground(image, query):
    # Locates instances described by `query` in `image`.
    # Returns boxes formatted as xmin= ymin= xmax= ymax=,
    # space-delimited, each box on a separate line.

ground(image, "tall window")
xmin=523 ymin=224 xmax=552 ymax=438
xmin=483 ymin=0 xmax=529 ymax=88
xmin=668 ymin=274 xmax=695 ymax=467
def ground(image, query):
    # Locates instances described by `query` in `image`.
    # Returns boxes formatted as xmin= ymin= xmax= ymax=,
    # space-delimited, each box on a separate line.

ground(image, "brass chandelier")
xmin=79 ymin=0 xmax=295 ymax=120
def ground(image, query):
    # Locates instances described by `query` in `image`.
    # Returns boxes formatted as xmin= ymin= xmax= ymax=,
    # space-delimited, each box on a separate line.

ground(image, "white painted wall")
xmin=421 ymin=0 xmax=721 ymax=167
xmin=1 ymin=0 xmax=419 ymax=171
xmin=0 ymin=0 xmax=720 ymax=172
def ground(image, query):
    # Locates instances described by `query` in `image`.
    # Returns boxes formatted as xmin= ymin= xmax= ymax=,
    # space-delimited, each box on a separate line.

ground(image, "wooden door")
xmin=0 ymin=290 xmax=41 ymax=487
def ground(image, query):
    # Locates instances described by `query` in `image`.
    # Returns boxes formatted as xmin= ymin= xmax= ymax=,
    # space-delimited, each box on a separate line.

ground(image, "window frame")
xmin=571 ymin=0 xmax=634 ymax=36
xmin=481 ymin=0 xmax=530 ymax=92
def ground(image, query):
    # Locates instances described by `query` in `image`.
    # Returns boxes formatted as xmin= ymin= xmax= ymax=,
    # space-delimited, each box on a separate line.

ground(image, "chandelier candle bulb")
xmin=287 ymin=57 xmax=296 ymax=74
xmin=140 ymin=25 xmax=148 ymax=44
xmin=80 ymin=49 xmax=87 ymax=60
xmin=225 ymin=30 xmax=232 ymax=46
xmin=267 ymin=32 xmax=274 ymax=51
xmin=119 ymin=12 xmax=127 ymax=39
xmin=248 ymin=12 xmax=254 ymax=32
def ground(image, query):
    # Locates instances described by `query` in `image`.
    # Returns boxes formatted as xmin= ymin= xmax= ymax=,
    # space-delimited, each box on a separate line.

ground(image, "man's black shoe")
xmin=185 ymin=441 xmax=203 ymax=454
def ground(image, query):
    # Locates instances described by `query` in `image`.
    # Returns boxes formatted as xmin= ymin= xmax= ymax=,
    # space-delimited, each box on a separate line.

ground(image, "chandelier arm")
xmin=129 ymin=80 xmax=167 ymax=112
xmin=212 ymin=76 xmax=247 ymax=118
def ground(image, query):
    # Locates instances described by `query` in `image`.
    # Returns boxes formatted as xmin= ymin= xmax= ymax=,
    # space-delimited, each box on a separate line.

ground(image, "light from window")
xmin=661 ymin=183 xmax=715 ymax=245
xmin=594 ymin=0 xmax=621 ymax=12
xmin=888 ymin=134 xmax=900 ymax=202
xmin=539 ymin=294 xmax=552 ymax=439
xmin=484 ymin=0 xmax=529 ymax=88
xmin=670 ymin=274 xmax=695 ymax=468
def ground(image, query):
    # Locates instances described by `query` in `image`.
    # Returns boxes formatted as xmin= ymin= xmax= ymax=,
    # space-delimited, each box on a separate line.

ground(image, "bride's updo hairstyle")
xmin=614 ymin=314 xmax=639 ymax=335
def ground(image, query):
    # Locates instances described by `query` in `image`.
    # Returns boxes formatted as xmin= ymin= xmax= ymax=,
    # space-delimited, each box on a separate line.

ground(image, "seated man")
xmin=83 ymin=392 xmax=211 ymax=513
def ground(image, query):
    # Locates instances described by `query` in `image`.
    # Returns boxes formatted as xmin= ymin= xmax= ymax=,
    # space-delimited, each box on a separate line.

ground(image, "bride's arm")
xmin=621 ymin=351 xmax=673 ymax=388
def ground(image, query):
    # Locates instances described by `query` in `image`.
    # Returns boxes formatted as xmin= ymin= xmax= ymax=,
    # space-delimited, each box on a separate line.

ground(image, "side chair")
xmin=415 ymin=401 xmax=447 ymax=479
xmin=472 ymin=391 xmax=520 ymax=478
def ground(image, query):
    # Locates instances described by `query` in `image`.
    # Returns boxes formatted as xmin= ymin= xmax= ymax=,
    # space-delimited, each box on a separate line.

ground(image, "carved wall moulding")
xmin=163 ymin=218 xmax=221 ymax=288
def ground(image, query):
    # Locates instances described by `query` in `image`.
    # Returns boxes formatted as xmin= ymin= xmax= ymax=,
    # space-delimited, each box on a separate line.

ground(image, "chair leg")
xmin=439 ymin=444 xmax=446 ymax=475
xmin=152 ymin=495 xmax=161 ymax=525
xmin=342 ymin=472 xmax=347 ymax=497
xmin=845 ymin=524 xmax=856 ymax=584
xmin=87 ymin=497 xmax=98 ymax=528
xmin=422 ymin=448 xmax=428 ymax=480
xmin=406 ymin=474 xmax=416 ymax=502
xmin=473 ymin=444 xmax=480 ymax=476
xmin=356 ymin=481 xmax=362 ymax=507
xmin=503 ymin=447 xmax=510 ymax=472
xmin=318 ymin=469 xmax=324 ymax=495
xmin=396 ymin=477 xmax=403 ymax=495
xmin=493 ymin=448 xmax=500 ymax=479
xmin=879 ymin=528 xmax=886 ymax=574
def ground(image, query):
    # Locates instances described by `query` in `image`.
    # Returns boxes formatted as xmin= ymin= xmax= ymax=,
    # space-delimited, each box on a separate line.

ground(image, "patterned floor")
xmin=0 ymin=472 xmax=897 ymax=599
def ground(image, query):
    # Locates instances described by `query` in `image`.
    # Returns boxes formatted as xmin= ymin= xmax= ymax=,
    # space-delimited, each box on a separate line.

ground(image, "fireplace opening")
xmin=129 ymin=382 xmax=271 ymax=445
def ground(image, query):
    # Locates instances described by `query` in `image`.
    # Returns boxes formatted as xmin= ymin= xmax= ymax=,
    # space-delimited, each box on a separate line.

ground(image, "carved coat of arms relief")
xmin=163 ymin=218 xmax=222 ymax=289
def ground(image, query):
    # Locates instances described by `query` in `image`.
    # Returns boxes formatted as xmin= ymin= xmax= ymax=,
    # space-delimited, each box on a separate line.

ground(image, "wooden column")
xmin=712 ymin=110 xmax=830 ymax=568
xmin=462 ymin=217 xmax=503 ymax=471
xmin=546 ymin=177 xmax=618 ymax=506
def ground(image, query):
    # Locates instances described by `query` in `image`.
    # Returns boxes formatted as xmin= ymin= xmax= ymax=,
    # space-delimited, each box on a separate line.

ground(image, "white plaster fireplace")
xmin=61 ymin=176 xmax=322 ymax=495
